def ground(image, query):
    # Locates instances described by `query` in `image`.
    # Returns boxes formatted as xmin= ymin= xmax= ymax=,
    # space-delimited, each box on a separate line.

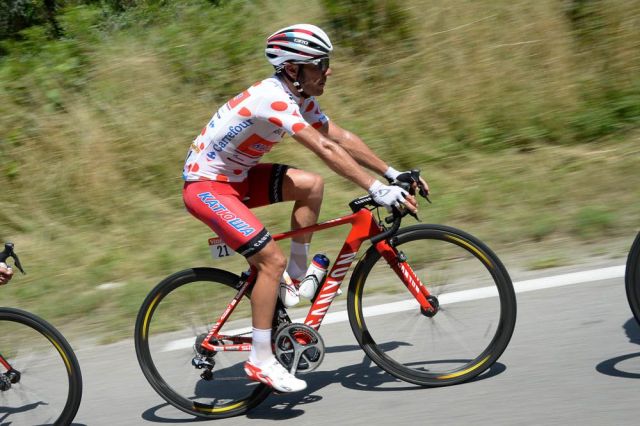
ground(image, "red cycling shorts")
xmin=183 ymin=163 xmax=289 ymax=258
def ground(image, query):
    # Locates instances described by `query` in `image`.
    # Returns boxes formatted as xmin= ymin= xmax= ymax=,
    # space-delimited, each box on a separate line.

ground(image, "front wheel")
xmin=625 ymin=232 xmax=640 ymax=324
xmin=0 ymin=307 xmax=83 ymax=425
xmin=348 ymin=224 xmax=517 ymax=386
xmin=134 ymin=267 xmax=271 ymax=419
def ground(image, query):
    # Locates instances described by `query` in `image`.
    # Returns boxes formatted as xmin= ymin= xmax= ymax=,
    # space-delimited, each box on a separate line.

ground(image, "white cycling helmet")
xmin=265 ymin=24 xmax=333 ymax=69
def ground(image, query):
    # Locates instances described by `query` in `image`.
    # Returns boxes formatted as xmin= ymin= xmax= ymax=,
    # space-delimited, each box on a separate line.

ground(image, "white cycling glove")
xmin=368 ymin=180 xmax=408 ymax=208
xmin=384 ymin=166 xmax=402 ymax=182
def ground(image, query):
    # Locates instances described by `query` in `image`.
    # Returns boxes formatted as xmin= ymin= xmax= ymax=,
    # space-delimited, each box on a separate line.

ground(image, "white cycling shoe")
xmin=244 ymin=357 xmax=307 ymax=393
xmin=278 ymin=272 xmax=300 ymax=308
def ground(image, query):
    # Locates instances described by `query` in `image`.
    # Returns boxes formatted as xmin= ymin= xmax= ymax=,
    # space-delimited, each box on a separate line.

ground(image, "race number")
xmin=208 ymin=237 xmax=235 ymax=259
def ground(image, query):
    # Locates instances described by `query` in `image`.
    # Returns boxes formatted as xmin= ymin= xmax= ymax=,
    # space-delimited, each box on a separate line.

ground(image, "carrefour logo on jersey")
xmin=197 ymin=192 xmax=256 ymax=237
xmin=212 ymin=119 xmax=254 ymax=152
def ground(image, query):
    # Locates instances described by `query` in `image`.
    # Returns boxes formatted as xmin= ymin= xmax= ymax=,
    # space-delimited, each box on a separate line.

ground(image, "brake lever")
xmin=409 ymin=169 xmax=431 ymax=203
xmin=397 ymin=203 xmax=421 ymax=222
xmin=408 ymin=210 xmax=421 ymax=222
xmin=12 ymin=252 xmax=25 ymax=274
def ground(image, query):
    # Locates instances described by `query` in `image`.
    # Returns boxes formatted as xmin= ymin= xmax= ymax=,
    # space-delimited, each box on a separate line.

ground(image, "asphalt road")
xmin=41 ymin=264 xmax=640 ymax=425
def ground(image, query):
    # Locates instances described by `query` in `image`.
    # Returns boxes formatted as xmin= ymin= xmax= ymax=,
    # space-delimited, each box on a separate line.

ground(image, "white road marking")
xmin=161 ymin=264 xmax=626 ymax=352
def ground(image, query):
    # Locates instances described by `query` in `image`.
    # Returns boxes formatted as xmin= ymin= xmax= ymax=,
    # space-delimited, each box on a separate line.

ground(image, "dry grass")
xmin=0 ymin=0 xmax=639 ymax=342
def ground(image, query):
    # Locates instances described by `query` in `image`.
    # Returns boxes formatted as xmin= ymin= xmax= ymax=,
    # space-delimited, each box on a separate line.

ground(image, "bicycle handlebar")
xmin=0 ymin=242 xmax=25 ymax=274
xmin=370 ymin=207 xmax=403 ymax=245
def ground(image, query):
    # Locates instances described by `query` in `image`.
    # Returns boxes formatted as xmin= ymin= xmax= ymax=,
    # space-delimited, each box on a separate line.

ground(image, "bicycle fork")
xmin=376 ymin=241 xmax=440 ymax=317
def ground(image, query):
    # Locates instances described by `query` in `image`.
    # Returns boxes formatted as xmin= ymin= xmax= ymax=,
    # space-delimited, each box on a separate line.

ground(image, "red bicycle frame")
xmin=200 ymin=207 xmax=435 ymax=353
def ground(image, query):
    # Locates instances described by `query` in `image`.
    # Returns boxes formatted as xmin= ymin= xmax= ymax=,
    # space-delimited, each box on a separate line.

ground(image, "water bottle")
xmin=299 ymin=254 xmax=330 ymax=299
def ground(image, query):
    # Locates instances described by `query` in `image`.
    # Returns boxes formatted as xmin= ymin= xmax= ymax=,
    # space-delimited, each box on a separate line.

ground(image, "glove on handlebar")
xmin=368 ymin=180 xmax=408 ymax=208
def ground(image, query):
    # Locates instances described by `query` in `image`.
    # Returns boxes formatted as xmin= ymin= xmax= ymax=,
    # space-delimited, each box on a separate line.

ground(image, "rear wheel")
xmin=134 ymin=267 xmax=271 ymax=419
xmin=348 ymin=224 xmax=516 ymax=386
xmin=625 ymin=232 xmax=640 ymax=324
xmin=0 ymin=307 xmax=82 ymax=425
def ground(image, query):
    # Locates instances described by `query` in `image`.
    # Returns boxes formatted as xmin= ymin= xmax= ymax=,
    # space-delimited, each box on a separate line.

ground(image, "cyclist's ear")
xmin=283 ymin=63 xmax=299 ymax=80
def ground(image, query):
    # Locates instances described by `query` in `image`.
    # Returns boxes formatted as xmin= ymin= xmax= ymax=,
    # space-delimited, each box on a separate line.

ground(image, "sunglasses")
xmin=294 ymin=57 xmax=330 ymax=73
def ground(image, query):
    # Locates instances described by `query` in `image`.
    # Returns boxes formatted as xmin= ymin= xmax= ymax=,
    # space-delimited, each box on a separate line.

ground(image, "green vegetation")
xmin=1 ymin=0 xmax=639 ymax=342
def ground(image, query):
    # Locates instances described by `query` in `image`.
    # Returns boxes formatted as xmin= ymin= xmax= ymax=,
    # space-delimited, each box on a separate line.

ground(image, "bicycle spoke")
xmin=135 ymin=268 xmax=270 ymax=419
xmin=0 ymin=315 xmax=77 ymax=425
xmin=348 ymin=225 xmax=516 ymax=386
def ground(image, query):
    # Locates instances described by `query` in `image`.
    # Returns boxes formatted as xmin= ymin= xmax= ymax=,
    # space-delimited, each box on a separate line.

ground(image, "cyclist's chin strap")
xmin=278 ymin=65 xmax=311 ymax=99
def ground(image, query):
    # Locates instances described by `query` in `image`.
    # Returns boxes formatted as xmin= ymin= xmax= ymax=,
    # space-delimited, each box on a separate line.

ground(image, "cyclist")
xmin=182 ymin=23 xmax=429 ymax=393
xmin=0 ymin=262 xmax=13 ymax=285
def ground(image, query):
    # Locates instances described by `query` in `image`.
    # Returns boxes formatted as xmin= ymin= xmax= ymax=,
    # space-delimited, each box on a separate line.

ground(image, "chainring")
xmin=274 ymin=323 xmax=325 ymax=375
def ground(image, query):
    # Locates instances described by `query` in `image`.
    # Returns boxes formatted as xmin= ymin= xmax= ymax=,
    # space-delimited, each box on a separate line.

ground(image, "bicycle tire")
xmin=347 ymin=224 xmax=517 ymax=386
xmin=625 ymin=232 xmax=640 ymax=324
xmin=134 ymin=267 xmax=271 ymax=419
xmin=0 ymin=307 xmax=83 ymax=425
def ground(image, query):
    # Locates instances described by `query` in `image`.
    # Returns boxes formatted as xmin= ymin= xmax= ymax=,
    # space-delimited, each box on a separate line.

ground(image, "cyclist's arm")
xmin=293 ymin=126 xmax=377 ymax=190
xmin=320 ymin=121 xmax=430 ymax=195
xmin=293 ymin=126 xmax=417 ymax=211
xmin=319 ymin=121 xmax=388 ymax=176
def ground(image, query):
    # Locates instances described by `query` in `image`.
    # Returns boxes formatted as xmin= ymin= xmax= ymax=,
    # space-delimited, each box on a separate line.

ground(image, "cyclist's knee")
xmin=309 ymin=172 xmax=324 ymax=199
xmin=249 ymin=242 xmax=286 ymax=278
xmin=287 ymin=169 xmax=324 ymax=200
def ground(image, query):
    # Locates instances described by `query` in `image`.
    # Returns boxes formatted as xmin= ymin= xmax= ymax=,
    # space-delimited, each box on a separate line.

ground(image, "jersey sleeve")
xmin=300 ymin=97 xmax=330 ymax=130
xmin=254 ymin=89 xmax=309 ymax=136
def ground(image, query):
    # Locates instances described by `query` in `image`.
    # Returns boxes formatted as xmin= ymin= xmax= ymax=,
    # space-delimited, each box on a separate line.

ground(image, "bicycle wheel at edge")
xmin=625 ymin=232 xmax=640 ymax=324
xmin=134 ymin=267 xmax=271 ymax=419
xmin=347 ymin=224 xmax=517 ymax=386
xmin=0 ymin=307 xmax=83 ymax=425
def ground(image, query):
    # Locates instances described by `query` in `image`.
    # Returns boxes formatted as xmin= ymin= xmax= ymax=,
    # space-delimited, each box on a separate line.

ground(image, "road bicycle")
xmin=0 ymin=243 xmax=83 ymax=425
xmin=625 ymin=232 xmax=640 ymax=324
xmin=135 ymin=171 xmax=517 ymax=419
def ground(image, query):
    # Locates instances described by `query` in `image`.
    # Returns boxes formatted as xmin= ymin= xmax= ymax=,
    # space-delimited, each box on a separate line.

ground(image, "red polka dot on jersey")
xmin=233 ymin=169 xmax=242 ymax=175
xmin=201 ymin=127 xmax=206 ymax=135
xmin=271 ymin=101 xmax=288 ymax=111
xmin=192 ymin=163 xmax=200 ymax=172
xmin=238 ymin=107 xmax=251 ymax=117
xmin=199 ymin=142 xmax=205 ymax=150
xmin=269 ymin=117 xmax=283 ymax=127
xmin=292 ymin=122 xmax=306 ymax=133
xmin=305 ymin=102 xmax=315 ymax=112
xmin=217 ymin=175 xmax=229 ymax=182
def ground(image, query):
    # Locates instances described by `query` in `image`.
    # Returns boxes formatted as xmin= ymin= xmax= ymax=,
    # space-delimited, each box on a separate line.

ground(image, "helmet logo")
xmin=293 ymin=38 xmax=309 ymax=45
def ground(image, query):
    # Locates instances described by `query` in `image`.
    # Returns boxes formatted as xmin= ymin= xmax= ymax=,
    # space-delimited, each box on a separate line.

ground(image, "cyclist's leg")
xmin=243 ymin=242 xmax=306 ymax=391
xmin=245 ymin=241 xmax=286 ymax=330
xmin=183 ymin=179 xmax=280 ymax=332
xmin=245 ymin=164 xmax=324 ymax=242
xmin=183 ymin=180 xmax=305 ymax=391
xmin=246 ymin=164 xmax=324 ymax=280
xmin=282 ymin=168 xmax=324 ymax=240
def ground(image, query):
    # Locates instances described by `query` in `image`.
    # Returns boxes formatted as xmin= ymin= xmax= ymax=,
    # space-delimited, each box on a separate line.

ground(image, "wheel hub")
xmin=421 ymin=295 xmax=440 ymax=317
